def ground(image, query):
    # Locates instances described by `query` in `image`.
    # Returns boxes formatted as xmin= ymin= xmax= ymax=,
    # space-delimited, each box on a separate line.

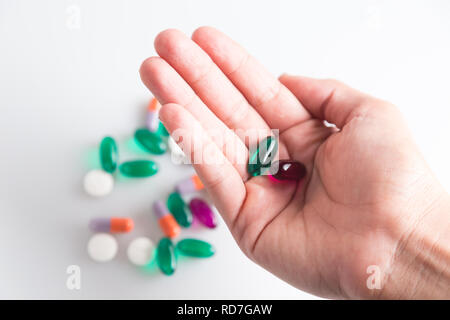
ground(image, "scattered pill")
xmin=168 ymin=136 xmax=187 ymax=164
xmin=247 ymin=136 xmax=278 ymax=177
xmin=146 ymin=98 xmax=161 ymax=132
xmin=87 ymin=233 xmax=118 ymax=262
xmin=157 ymin=237 xmax=177 ymax=275
xmin=99 ymin=136 xmax=118 ymax=173
xmin=189 ymin=198 xmax=217 ymax=228
xmin=127 ymin=237 xmax=155 ymax=266
xmin=119 ymin=160 xmax=158 ymax=178
xmin=89 ymin=217 xmax=134 ymax=233
xmin=134 ymin=128 xmax=167 ymax=155
xmin=157 ymin=122 xmax=170 ymax=137
xmin=83 ymin=169 xmax=114 ymax=197
xmin=167 ymin=192 xmax=193 ymax=228
xmin=269 ymin=160 xmax=307 ymax=181
xmin=153 ymin=200 xmax=181 ymax=239
xmin=175 ymin=174 xmax=204 ymax=195
xmin=176 ymin=238 xmax=215 ymax=258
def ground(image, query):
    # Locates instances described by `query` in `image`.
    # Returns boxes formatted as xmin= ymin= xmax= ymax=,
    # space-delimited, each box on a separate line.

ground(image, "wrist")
xmin=379 ymin=191 xmax=450 ymax=299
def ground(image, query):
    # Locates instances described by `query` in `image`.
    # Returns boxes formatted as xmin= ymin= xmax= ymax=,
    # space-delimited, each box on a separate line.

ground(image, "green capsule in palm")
xmin=247 ymin=136 xmax=278 ymax=177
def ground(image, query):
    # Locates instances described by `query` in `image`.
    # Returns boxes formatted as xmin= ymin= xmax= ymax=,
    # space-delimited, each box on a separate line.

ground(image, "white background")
xmin=0 ymin=0 xmax=449 ymax=299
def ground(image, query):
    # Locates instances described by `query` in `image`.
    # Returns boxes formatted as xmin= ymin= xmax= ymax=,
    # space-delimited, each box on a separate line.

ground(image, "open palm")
xmin=140 ymin=27 xmax=436 ymax=299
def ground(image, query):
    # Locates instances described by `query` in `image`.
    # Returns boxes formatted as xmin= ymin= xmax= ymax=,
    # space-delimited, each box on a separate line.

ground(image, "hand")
xmin=140 ymin=27 xmax=450 ymax=299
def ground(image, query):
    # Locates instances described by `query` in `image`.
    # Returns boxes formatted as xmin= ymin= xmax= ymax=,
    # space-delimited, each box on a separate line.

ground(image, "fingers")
xmin=279 ymin=74 xmax=374 ymax=128
xmin=154 ymin=29 xmax=272 ymax=143
xmin=192 ymin=26 xmax=311 ymax=132
xmin=140 ymin=56 xmax=248 ymax=178
xmin=159 ymin=103 xmax=246 ymax=225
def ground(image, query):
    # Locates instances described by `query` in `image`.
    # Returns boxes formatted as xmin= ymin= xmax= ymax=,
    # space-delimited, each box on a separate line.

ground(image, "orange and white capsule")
xmin=89 ymin=217 xmax=134 ymax=233
xmin=153 ymin=200 xmax=180 ymax=239
xmin=175 ymin=175 xmax=204 ymax=196
xmin=146 ymin=97 xmax=161 ymax=132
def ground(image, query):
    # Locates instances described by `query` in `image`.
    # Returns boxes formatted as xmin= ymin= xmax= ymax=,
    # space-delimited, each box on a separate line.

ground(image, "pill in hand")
xmin=248 ymin=136 xmax=278 ymax=177
xmin=269 ymin=160 xmax=307 ymax=181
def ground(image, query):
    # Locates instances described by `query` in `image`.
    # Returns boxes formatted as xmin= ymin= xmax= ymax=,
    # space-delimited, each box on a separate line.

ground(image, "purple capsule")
xmin=146 ymin=98 xmax=160 ymax=132
xmin=175 ymin=175 xmax=204 ymax=196
xmin=189 ymin=198 xmax=217 ymax=229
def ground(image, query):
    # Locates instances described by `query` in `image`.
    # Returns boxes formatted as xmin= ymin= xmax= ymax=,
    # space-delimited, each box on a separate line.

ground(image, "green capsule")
xmin=157 ymin=237 xmax=176 ymax=275
xmin=99 ymin=137 xmax=118 ymax=173
xmin=176 ymin=238 xmax=215 ymax=258
xmin=119 ymin=160 xmax=158 ymax=178
xmin=247 ymin=136 xmax=278 ymax=177
xmin=134 ymin=128 xmax=167 ymax=155
xmin=157 ymin=122 xmax=170 ymax=137
xmin=167 ymin=192 xmax=192 ymax=228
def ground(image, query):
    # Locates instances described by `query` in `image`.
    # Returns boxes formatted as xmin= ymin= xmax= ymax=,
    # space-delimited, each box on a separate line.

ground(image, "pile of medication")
xmin=84 ymin=98 xmax=217 ymax=276
xmin=83 ymin=97 xmax=307 ymax=276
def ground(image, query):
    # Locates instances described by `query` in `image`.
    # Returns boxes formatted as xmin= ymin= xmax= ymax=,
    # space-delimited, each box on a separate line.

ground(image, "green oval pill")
xmin=99 ymin=136 xmax=118 ymax=173
xmin=176 ymin=238 xmax=215 ymax=258
xmin=119 ymin=160 xmax=158 ymax=178
xmin=167 ymin=192 xmax=192 ymax=228
xmin=247 ymin=136 xmax=278 ymax=177
xmin=135 ymin=128 xmax=167 ymax=155
xmin=157 ymin=237 xmax=176 ymax=275
xmin=157 ymin=122 xmax=170 ymax=137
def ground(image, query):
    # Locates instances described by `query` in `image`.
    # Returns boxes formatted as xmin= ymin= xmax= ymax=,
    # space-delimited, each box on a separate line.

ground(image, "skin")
xmin=140 ymin=27 xmax=450 ymax=299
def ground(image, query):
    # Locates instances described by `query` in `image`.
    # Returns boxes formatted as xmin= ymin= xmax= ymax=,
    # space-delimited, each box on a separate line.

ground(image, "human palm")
xmin=140 ymin=27 xmax=437 ymax=299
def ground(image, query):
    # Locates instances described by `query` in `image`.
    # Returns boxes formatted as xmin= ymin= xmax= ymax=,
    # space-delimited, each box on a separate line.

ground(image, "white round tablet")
xmin=127 ymin=237 xmax=155 ymax=266
xmin=168 ymin=136 xmax=187 ymax=165
xmin=87 ymin=233 xmax=118 ymax=262
xmin=83 ymin=169 xmax=114 ymax=197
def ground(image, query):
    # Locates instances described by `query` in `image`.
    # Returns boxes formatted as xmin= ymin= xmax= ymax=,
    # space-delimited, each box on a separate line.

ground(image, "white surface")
xmin=127 ymin=237 xmax=155 ymax=266
xmin=83 ymin=169 xmax=114 ymax=197
xmin=0 ymin=0 xmax=449 ymax=299
xmin=87 ymin=233 xmax=118 ymax=262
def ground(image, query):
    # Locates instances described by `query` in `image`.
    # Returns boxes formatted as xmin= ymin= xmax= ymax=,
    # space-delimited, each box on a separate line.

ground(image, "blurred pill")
xmin=87 ymin=233 xmax=118 ymax=262
xmin=189 ymin=198 xmax=217 ymax=228
xmin=89 ymin=217 xmax=134 ymax=233
xmin=127 ymin=237 xmax=155 ymax=266
xmin=175 ymin=174 xmax=204 ymax=195
xmin=83 ymin=169 xmax=114 ymax=197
